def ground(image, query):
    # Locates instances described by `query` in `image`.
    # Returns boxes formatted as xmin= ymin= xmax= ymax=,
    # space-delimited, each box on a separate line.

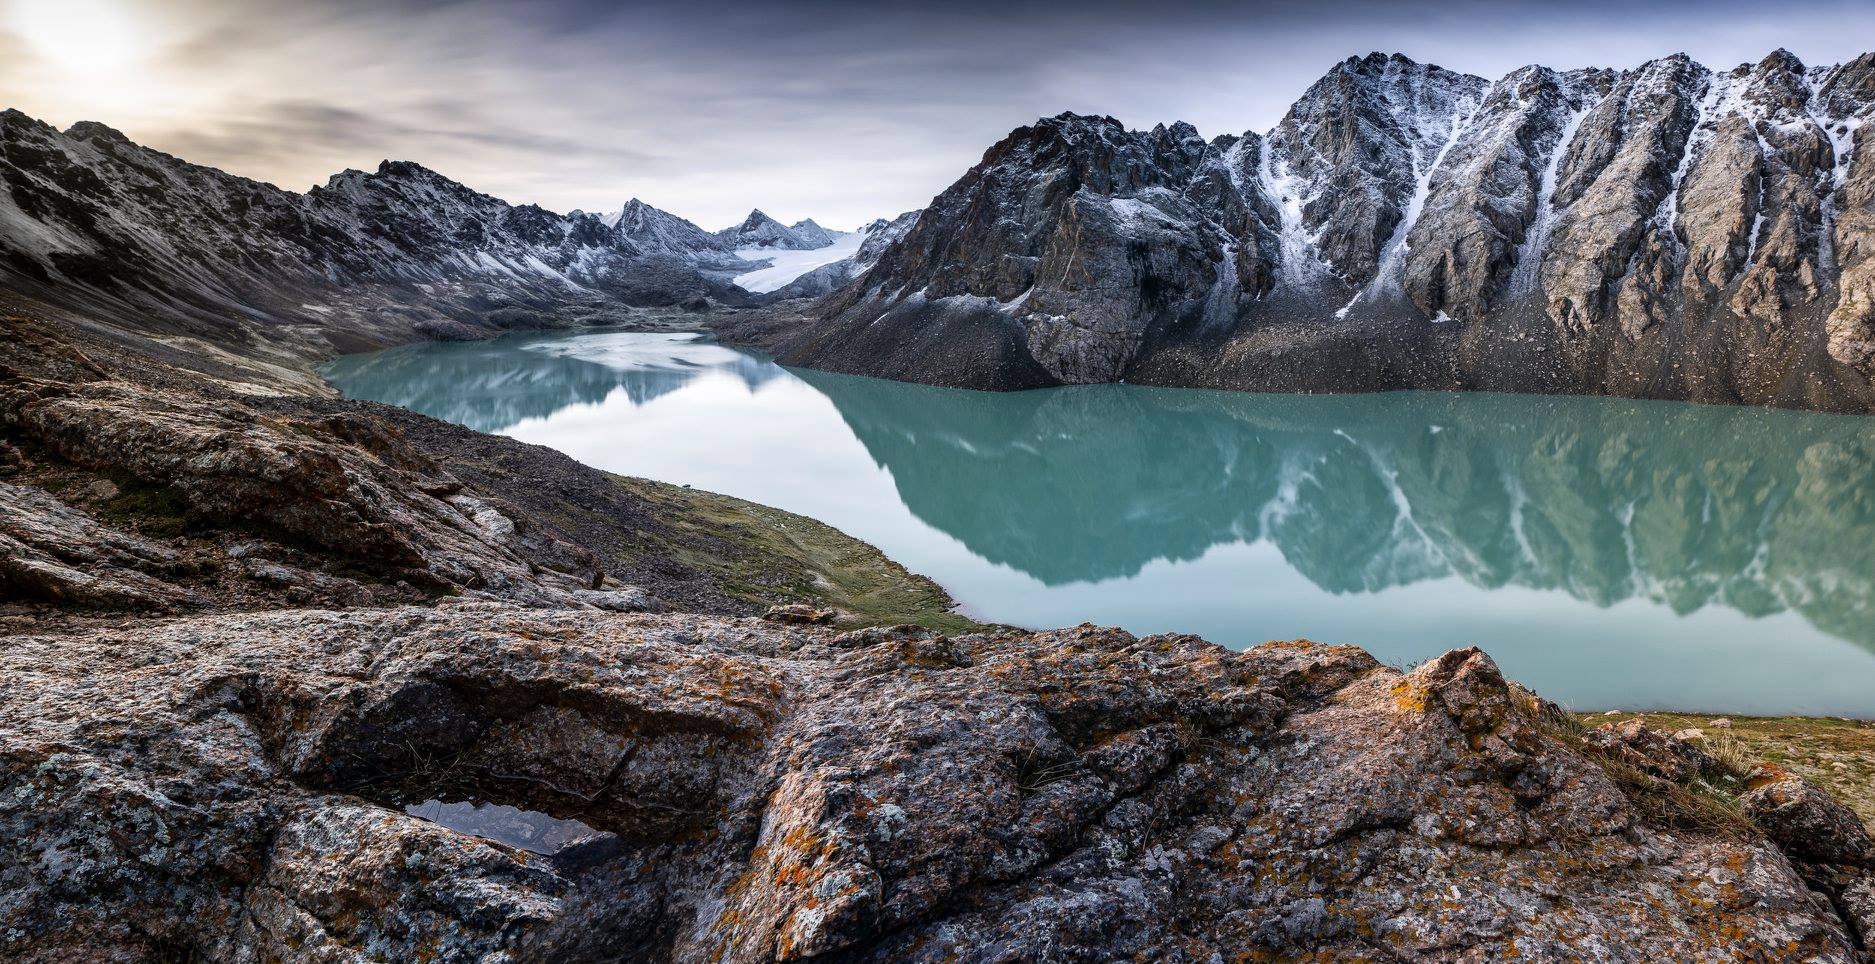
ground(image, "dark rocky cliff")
xmin=755 ymin=51 xmax=1875 ymax=412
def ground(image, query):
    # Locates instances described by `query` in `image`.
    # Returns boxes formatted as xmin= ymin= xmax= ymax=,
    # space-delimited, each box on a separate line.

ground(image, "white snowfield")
xmin=730 ymin=231 xmax=864 ymax=293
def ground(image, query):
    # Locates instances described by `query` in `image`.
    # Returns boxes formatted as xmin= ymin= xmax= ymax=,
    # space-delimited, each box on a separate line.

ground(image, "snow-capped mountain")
xmin=732 ymin=209 xmax=923 ymax=298
xmin=764 ymin=50 xmax=1875 ymax=412
xmin=0 ymin=111 xmax=859 ymax=363
xmin=715 ymin=209 xmax=837 ymax=251
xmin=785 ymin=218 xmax=838 ymax=249
xmin=607 ymin=198 xmax=738 ymax=263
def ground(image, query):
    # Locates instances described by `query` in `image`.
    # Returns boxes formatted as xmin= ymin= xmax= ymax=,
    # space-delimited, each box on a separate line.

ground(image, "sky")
xmin=2 ymin=0 xmax=1872 ymax=230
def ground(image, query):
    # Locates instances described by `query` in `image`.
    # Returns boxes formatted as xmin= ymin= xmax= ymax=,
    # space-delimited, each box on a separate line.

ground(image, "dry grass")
xmin=1546 ymin=717 xmax=1756 ymax=839
xmin=1574 ymin=712 xmax=1875 ymax=827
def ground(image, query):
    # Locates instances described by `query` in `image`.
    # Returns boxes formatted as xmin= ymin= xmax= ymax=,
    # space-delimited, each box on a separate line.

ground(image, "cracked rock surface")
xmin=5 ymin=608 xmax=1871 ymax=961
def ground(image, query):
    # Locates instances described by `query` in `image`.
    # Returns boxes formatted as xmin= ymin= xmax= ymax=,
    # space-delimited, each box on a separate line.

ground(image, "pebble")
xmin=78 ymin=479 xmax=120 ymax=501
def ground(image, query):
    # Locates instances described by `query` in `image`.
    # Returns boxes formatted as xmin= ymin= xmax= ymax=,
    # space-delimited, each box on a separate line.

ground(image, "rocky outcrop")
xmin=0 ymin=306 xmax=960 ymax=622
xmin=753 ymin=49 xmax=1875 ymax=413
xmin=0 ymin=366 xmax=603 ymax=603
xmin=0 ymin=480 xmax=201 ymax=609
xmin=6 ymin=607 xmax=1872 ymax=961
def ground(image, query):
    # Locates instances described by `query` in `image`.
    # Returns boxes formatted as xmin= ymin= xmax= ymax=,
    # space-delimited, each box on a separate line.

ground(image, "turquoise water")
xmin=325 ymin=330 xmax=1875 ymax=715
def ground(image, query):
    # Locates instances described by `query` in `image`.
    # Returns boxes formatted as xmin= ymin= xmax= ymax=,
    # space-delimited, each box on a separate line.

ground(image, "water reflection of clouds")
xmin=326 ymin=330 xmax=780 ymax=433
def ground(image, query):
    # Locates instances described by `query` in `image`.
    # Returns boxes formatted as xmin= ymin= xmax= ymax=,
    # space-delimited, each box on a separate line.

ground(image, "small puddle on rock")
xmin=404 ymin=799 xmax=601 ymax=855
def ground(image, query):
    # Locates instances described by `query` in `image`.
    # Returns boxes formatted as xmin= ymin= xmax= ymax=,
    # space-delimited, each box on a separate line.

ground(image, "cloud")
xmin=3 ymin=0 xmax=1871 ymax=228
xmin=153 ymin=101 xmax=666 ymax=191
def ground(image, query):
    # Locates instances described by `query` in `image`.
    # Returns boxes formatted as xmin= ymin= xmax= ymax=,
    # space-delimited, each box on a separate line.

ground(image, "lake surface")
xmin=325 ymin=330 xmax=1875 ymax=716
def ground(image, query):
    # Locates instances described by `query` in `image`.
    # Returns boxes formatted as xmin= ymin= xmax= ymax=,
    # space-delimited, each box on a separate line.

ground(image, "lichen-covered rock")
xmin=0 ymin=370 xmax=602 ymax=605
xmin=762 ymin=602 xmax=836 ymax=624
xmin=1585 ymin=716 xmax=1722 ymax=783
xmin=574 ymin=586 xmax=662 ymax=612
xmin=3 ymin=610 xmax=1865 ymax=961
xmin=0 ymin=481 xmax=199 ymax=609
xmin=1740 ymin=763 xmax=1875 ymax=866
xmin=1843 ymin=874 xmax=1875 ymax=946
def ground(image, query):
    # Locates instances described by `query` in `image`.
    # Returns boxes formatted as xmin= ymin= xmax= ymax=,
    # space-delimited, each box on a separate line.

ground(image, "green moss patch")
xmin=612 ymin=476 xmax=982 ymax=634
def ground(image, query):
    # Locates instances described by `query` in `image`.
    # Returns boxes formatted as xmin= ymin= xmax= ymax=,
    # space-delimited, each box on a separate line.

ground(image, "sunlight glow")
xmin=6 ymin=0 xmax=143 ymax=75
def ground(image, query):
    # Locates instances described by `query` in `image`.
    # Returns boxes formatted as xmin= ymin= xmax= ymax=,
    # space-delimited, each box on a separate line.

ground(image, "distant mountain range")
xmin=747 ymin=49 xmax=1875 ymax=413
xmin=0 ymin=109 xmax=902 ymax=364
xmin=4 ymin=48 xmax=1874 ymax=412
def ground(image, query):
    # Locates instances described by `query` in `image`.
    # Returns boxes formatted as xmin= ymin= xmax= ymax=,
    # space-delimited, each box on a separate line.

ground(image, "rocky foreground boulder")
xmin=5 ymin=605 xmax=1875 ymax=961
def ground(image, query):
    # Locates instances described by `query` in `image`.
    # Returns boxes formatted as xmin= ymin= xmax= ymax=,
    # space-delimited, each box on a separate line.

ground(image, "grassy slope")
xmin=1578 ymin=712 xmax=1875 ymax=824
xmin=613 ymin=475 xmax=982 ymax=634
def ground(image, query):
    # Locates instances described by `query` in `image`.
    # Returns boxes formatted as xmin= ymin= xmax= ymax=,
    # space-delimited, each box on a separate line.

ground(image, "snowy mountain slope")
xmin=732 ymin=234 xmax=863 ymax=293
xmin=0 ymin=109 xmax=765 ymax=363
xmin=729 ymin=210 xmax=923 ymax=296
xmin=759 ymin=50 xmax=1875 ymax=413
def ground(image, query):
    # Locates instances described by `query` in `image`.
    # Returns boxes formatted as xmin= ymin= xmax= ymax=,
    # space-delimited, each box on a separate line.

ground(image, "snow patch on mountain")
xmin=732 ymin=232 xmax=864 ymax=292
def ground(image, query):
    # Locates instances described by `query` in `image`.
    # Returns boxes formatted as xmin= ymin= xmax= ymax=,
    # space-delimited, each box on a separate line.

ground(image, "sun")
xmin=5 ymin=0 xmax=143 ymax=76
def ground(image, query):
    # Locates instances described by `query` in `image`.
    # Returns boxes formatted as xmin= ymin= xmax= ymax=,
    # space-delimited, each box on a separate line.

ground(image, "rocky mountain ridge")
xmin=717 ymin=208 xmax=841 ymax=250
xmin=0 ymin=110 xmax=872 ymax=385
xmin=751 ymin=49 xmax=1875 ymax=412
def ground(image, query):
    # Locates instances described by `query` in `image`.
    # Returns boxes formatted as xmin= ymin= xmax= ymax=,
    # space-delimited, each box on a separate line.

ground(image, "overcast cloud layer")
xmin=3 ymin=0 xmax=1872 ymax=229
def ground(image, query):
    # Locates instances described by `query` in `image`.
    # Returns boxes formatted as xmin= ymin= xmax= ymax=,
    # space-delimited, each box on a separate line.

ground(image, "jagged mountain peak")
xmin=736 ymin=208 xmax=782 ymax=230
xmin=609 ymin=197 xmax=733 ymax=260
xmin=1324 ymin=51 xmax=1487 ymax=87
xmin=1757 ymin=47 xmax=1807 ymax=73
xmin=782 ymin=48 xmax=1875 ymax=412
xmin=63 ymin=120 xmax=133 ymax=144
xmin=311 ymin=159 xmax=508 ymax=215
xmin=788 ymin=218 xmax=838 ymax=247
xmin=1820 ymin=52 xmax=1875 ymax=114
xmin=718 ymin=207 xmax=835 ymax=250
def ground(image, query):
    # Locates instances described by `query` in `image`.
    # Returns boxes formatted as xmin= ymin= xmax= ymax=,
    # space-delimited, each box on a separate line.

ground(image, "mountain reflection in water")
xmin=326 ymin=330 xmax=1875 ymax=714
xmin=325 ymin=330 xmax=783 ymax=432
xmin=792 ymin=368 xmax=1875 ymax=650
